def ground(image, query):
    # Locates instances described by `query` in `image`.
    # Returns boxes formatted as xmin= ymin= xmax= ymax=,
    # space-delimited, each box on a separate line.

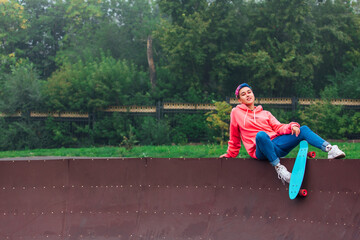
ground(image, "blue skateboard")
xmin=289 ymin=141 xmax=312 ymax=199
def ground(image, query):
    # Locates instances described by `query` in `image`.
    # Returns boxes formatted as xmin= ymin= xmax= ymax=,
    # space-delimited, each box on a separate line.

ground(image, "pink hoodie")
xmin=225 ymin=104 xmax=300 ymax=158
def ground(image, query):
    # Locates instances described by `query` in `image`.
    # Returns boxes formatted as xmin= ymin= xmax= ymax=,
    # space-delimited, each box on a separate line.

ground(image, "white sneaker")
xmin=275 ymin=164 xmax=291 ymax=184
xmin=328 ymin=145 xmax=345 ymax=159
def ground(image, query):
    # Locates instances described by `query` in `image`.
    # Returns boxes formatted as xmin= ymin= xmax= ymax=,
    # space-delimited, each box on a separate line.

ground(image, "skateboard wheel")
xmin=299 ymin=189 xmax=308 ymax=197
xmin=307 ymin=151 xmax=316 ymax=158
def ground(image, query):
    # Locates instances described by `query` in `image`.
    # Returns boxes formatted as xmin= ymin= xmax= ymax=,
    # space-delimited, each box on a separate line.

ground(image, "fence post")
xmin=292 ymin=96 xmax=298 ymax=112
xmin=156 ymin=100 xmax=163 ymax=120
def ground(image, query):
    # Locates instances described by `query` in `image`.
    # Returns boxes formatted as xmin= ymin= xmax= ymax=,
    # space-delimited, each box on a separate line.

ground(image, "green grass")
xmin=0 ymin=142 xmax=358 ymax=159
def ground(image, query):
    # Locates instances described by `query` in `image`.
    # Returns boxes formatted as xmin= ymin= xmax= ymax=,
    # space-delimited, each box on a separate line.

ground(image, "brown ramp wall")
xmin=0 ymin=157 xmax=359 ymax=240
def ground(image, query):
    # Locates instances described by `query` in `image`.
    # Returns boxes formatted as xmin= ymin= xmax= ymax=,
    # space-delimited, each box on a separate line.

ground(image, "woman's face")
xmin=238 ymin=87 xmax=255 ymax=105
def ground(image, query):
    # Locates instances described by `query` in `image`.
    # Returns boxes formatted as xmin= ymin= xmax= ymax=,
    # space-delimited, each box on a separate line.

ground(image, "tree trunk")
xmin=147 ymin=35 xmax=156 ymax=89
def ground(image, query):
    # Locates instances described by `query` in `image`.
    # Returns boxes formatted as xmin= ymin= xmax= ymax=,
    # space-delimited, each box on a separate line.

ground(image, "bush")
xmin=297 ymin=101 xmax=345 ymax=139
xmin=0 ymin=62 xmax=44 ymax=114
xmin=92 ymin=113 xmax=129 ymax=146
xmin=44 ymin=56 xmax=149 ymax=112
xmin=321 ymin=66 xmax=360 ymax=100
xmin=205 ymin=101 xmax=232 ymax=144
xmin=0 ymin=119 xmax=49 ymax=150
xmin=138 ymin=117 xmax=170 ymax=145
xmin=120 ymin=125 xmax=138 ymax=150
xmin=45 ymin=118 xmax=84 ymax=147
xmin=338 ymin=111 xmax=360 ymax=139
xmin=168 ymin=113 xmax=209 ymax=144
xmin=266 ymin=108 xmax=295 ymax=123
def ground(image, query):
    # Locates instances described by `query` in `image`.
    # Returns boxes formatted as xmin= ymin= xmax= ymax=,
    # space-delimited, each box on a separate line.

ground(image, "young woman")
xmin=220 ymin=83 xmax=345 ymax=184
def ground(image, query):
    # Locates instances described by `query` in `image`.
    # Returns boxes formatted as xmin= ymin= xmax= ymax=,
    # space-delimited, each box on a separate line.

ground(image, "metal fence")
xmin=0 ymin=97 xmax=359 ymax=146
xmin=2 ymin=97 xmax=359 ymax=121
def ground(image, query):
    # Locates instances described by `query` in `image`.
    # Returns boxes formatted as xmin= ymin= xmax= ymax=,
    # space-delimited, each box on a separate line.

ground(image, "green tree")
xmin=298 ymin=102 xmax=343 ymax=138
xmin=157 ymin=0 xmax=207 ymax=25
xmin=55 ymin=0 xmax=104 ymax=65
xmin=238 ymin=0 xmax=321 ymax=97
xmin=104 ymin=0 xmax=160 ymax=66
xmin=156 ymin=0 xmax=246 ymax=101
xmin=321 ymin=66 xmax=360 ymax=99
xmin=0 ymin=62 xmax=43 ymax=115
xmin=155 ymin=11 xmax=210 ymax=100
xmin=44 ymin=56 xmax=149 ymax=112
xmin=103 ymin=0 xmax=161 ymax=90
xmin=19 ymin=0 xmax=67 ymax=78
xmin=312 ymin=0 xmax=360 ymax=91
xmin=0 ymin=0 xmax=28 ymax=72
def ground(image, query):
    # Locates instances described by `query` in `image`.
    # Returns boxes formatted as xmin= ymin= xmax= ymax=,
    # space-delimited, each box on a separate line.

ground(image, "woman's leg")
xmin=272 ymin=125 xmax=330 ymax=157
xmin=255 ymin=131 xmax=280 ymax=166
xmin=255 ymin=131 xmax=291 ymax=183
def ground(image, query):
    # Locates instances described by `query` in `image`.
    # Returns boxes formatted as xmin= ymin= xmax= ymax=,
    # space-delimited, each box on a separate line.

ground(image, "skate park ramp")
xmin=0 ymin=156 xmax=359 ymax=240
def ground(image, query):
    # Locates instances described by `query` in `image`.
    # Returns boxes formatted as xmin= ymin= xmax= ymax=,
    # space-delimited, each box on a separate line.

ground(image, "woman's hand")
xmin=220 ymin=153 xmax=229 ymax=158
xmin=291 ymin=126 xmax=300 ymax=137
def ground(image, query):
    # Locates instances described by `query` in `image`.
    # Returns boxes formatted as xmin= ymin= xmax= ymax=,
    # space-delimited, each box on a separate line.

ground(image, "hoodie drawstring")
xmin=244 ymin=108 xmax=256 ymax=128
xmin=244 ymin=109 xmax=249 ymax=127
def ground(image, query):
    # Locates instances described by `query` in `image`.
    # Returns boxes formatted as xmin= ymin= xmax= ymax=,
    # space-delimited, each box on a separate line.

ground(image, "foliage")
xmin=321 ymin=66 xmax=360 ymax=99
xmin=265 ymin=108 xmax=294 ymax=124
xmin=103 ymin=0 xmax=160 ymax=67
xmin=138 ymin=117 xmax=170 ymax=145
xmin=0 ymin=0 xmax=28 ymax=73
xmin=44 ymin=118 xmax=85 ymax=147
xmin=120 ymin=125 xmax=138 ymax=150
xmin=0 ymin=0 xmax=359 ymax=151
xmin=155 ymin=0 xmax=246 ymax=100
xmin=19 ymin=0 xmax=67 ymax=78
xmin=293 ymin=101 xmax=360 ymax=140
xmin=297 ymin=102 xmax=345 ymax=139
xmin=55 ymin=0 xmax=104 ymax=65
xmin=167 ymin=113 xmax=209 ymax=144
xmin=338 ymin=111 xmax=360 ymax=139
xmin=205 ymin=101 xmax=232 ymax=144
xmin=54 ymin=0 xmax=160 ymax=70
xmin=312 ymin=0 xmax=360 ymax=90
xmin=0 ymin=0 xmax=359 ymax=100
xmin=0 ymin=118 xmax=49 ymax=150
xmin=91 ymin=113 xmax=129 ymax=146
xmin=44 ymin=56 xmax=149 ymax=112
xmin=0 ymin=62 xmax=44 ymax=114
xmin=239 ymin=0 xmax=321 ymax=97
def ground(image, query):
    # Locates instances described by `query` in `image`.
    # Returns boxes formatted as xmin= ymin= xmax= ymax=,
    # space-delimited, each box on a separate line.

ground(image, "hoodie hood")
xmin=237 ymin=103 xmax=263 ymax=113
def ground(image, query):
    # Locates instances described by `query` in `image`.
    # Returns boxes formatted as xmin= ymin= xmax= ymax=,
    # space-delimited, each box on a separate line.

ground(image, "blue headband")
xmin=235 ymin=83 xmax=251 ymax=98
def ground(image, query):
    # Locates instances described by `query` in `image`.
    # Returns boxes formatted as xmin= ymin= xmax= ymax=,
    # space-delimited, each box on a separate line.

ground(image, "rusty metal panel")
xmin=0 ymin=157 xmax=358 ymax=240
xmin=64 ymin=158 xmax=146 ymax=240
xmin=0 ymin=159 xmax=68 ymax=239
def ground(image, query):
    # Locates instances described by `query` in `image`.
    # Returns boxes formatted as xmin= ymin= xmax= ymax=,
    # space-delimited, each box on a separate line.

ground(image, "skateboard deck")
xmin=289 ymin=140 xmax=308 ymax=199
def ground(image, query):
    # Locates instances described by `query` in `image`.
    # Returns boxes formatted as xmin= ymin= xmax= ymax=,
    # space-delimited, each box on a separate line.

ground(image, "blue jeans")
xmin=255 ymin=126 xmax=329 ymax=166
